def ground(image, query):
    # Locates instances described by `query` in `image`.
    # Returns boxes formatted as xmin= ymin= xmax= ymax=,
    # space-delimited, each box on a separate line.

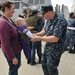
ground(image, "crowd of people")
xmin=0 ymin=1 xmax=75 ymax=75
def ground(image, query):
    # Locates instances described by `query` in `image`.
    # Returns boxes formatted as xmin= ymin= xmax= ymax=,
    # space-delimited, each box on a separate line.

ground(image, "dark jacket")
xmin=25 ymin=15 xmax=42 ymax=27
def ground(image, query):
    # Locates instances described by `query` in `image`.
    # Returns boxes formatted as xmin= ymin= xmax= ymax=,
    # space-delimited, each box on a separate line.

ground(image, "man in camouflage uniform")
xmin=31 ymin=5 xmax=67 ymax=75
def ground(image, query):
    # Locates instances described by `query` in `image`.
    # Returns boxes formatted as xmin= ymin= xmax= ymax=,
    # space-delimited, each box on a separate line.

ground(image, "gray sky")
xmin=52 ymin=0 xmax=73 ymax=11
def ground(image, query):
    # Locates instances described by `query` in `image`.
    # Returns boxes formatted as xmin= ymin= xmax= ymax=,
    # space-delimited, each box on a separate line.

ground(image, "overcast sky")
xmin=52 ymin=0 xmax=73 ymax=11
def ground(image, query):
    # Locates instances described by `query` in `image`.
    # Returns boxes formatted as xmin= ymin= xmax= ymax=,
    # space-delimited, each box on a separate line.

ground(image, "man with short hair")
xmin=31 ymin=5 xmax=67 ymax=75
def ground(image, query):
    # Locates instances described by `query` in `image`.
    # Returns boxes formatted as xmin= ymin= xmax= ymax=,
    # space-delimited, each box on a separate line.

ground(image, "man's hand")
xmin=12 ymin=57 xmax=18 ymax=65
xmin=31 ymin=35 xmax=40 ymax=42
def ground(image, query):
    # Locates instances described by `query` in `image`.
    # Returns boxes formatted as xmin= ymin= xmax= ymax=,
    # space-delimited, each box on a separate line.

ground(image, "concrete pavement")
xmin=0 ymin=42 xmax=75 ymax=75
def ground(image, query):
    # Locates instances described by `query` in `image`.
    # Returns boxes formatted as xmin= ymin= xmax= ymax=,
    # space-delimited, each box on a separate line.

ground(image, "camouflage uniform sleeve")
xmin=53 ymin=19 xmax=67 ymax=38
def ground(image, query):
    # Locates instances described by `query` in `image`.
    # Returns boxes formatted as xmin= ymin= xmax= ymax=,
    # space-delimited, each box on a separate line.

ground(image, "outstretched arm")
xmin=31 ymin=35 xmax=59 ymax=42
xmin=18 ymin=26 xmax=33 ymax=38
xmin=35 ymin=29 xmax=46 ymax=36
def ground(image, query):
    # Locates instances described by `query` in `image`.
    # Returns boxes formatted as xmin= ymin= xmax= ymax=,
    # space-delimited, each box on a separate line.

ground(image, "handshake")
xmin=18 ymin=26 xmax=40 ymax=42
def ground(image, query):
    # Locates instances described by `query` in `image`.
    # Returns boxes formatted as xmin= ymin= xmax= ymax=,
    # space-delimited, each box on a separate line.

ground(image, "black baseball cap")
xmin=41 ymin=5 xmax=53 ymax=14
xmin=23 ymin=10 xmax=27 ymax=14
xmin=31 ymin=10 xmax=39 ymax=16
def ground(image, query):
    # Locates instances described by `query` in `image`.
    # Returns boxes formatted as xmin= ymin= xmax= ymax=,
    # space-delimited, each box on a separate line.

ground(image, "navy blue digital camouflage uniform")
xmin=41 ymin=13 xmax=67 ymax=75
xmin=66 ymin=18 xmax=75 ymax=50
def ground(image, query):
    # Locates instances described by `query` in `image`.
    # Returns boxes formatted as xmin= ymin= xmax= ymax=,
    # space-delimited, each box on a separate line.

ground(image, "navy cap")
xmin=41 ymin=5 xmax=53 ymax=14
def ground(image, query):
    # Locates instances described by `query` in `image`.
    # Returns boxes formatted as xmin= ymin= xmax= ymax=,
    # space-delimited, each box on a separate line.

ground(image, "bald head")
xmin=16 ymin=17 xmax=26 ymax=26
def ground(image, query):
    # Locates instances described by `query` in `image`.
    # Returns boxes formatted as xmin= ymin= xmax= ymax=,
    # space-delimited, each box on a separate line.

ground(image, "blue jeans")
xmin=31 ymin=41 xmax=42 ymax=63
xmin=4 ymin=53 xmax=21 ymax=75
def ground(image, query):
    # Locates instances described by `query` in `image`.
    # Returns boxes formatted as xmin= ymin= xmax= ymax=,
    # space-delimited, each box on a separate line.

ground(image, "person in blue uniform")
xmin=67 ymin=12 xmax=75 ymax=53
xmin=31 ymin=5 xmax=67 ymax=75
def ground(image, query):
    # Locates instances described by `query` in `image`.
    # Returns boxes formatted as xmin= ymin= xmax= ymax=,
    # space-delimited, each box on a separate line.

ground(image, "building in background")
xmin=60 ymin=4 xmax=69 ymax=20
xmin=0 ymin=0 xmax=51 ymax=20
xmin=27 ymin=0 xmax=51 ymax=10
xmin=71 ymin=0 xmax=75 ymax=13
xmin=27 ymin=0 xmax=51 ymax=5
xmin=55 ymin=4 xmax=60 ymax=13
xmin=0 ymin=0 xmax=69 ymax=20
xmin=0 ymin=0 xmax=29 ymax=20
xmin=55 ymin=4 xmax=69 ymax=20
